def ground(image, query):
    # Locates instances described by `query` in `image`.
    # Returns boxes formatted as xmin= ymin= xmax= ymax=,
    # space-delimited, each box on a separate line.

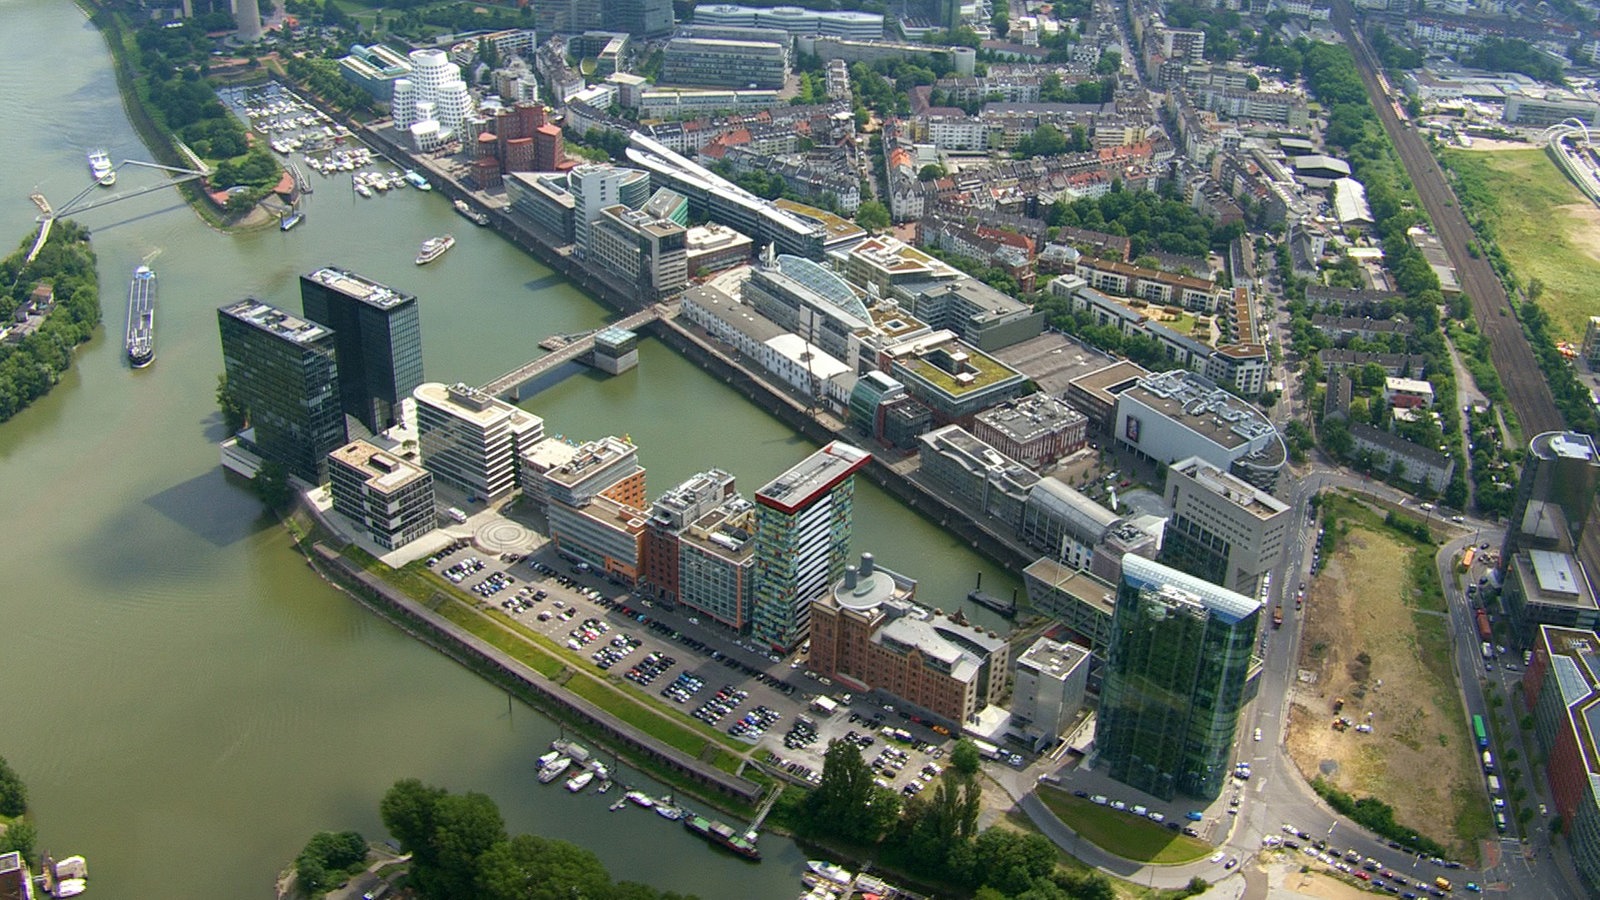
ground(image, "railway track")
xmin=1332 ymin=1 xmax=1567 ymax=438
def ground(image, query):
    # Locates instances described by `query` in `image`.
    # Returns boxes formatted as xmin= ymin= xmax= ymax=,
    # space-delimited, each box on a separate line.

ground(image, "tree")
xmin=253 ymin=461 xmax=292 ymax=512
xmin=0 ymin=756 xmax=26 ymax=817
xmin=216 ymin=372 xmax=247 ymax=434
xmin=855 ymin=200 xmax=890 ymax=232
xmin=804 ymin=739 xmax=888 ymax=843
xmin=296 ymin=830 xmax=367 ymax=893
xmin=0 ymin=820 xmax=36 ymax=867
xmin=950 ymin=739 xmax=981 ymax=776
xmin=476 ymin=833 xmax=611 ymax=900
xmin=429 ymin=791 xmax=507 ymax=899
xmin=972 ymin=829 xmax=1056 ymax=895
xmin=918 ymin=163 xmax=946 ymax=181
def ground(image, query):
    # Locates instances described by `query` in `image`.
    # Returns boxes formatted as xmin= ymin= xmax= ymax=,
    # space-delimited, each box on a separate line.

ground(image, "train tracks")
xmin=1332 ymin=1 xmax=1566 ymax=438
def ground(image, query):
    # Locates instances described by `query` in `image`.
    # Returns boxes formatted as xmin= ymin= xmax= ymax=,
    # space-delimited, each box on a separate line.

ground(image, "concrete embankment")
xmin=308 ymin=542 xmax=764 ymax=805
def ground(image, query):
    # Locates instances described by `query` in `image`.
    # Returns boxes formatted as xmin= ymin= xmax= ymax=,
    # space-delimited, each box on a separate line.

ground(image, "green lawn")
xmin=1442 ymin=147 xmax=1600 ymax=342
xmin=562 ymin=674 xmax=715 ymax=759
xmin=1036 ymin=788 xmax=1212 ymax=865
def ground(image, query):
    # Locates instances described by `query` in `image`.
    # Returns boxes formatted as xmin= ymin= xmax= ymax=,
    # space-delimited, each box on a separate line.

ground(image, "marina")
xmin=124 ymin=264 xmax=155 ymax=369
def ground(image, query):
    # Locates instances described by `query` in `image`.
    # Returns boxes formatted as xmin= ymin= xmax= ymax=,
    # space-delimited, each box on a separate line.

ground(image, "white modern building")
xmin=412 ymin=382 xmax=544 ymax=501
xmin=693 ymin=4 xmax=884 ymax=39
xmin=1012 ymin=637 xmax=1091 ymax=749
xmin=392 ymin=49 xmax=476 ymax=151
xmin=1161 ymin=456 xmax=1291 ymax=597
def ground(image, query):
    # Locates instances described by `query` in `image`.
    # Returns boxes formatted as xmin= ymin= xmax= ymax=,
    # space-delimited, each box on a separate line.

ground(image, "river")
xmin=0 ymin=3 xmax=1018 ymax=896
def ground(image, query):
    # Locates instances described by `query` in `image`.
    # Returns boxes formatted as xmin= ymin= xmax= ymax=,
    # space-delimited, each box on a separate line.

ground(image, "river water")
xmin=0 ymin=3 xmax=1018 ymax=896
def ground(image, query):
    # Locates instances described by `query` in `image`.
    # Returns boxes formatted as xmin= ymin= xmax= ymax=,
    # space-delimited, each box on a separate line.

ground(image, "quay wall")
xmin=310 ymin=542 xmax=765 ymax=805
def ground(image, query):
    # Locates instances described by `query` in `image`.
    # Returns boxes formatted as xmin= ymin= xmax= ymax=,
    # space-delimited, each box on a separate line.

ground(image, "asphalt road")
xmin=1331 ymin=0 xmax=1566 ymax=438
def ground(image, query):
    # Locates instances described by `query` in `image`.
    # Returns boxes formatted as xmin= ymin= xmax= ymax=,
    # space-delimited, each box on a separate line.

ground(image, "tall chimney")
xmin=860 ymin=553 xmax=875 ymax=576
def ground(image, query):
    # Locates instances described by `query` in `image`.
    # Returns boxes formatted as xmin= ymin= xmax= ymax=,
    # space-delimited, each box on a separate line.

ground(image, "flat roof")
xmin=1121 ymin=370 xmax=1279 ymax=452
xmin=774 ymin=198 xmax=866 ymax=243
xmin=544 ymin=435 xmax=638 ymax=488
xmin=989 ymin=332 xmax=1116 ymax=395
xmin=1068 ymin=359 xmax=1150 ymax=400
xmin=1122 ymin=554 xmax=1260 ymax=623
xmin=756 ymin=441 xmax=871 ymax=514
xmin=1170 ymin=456 xmax=1290 ymax=520
xmin=1536 ymin=625 xmax=1600 ymax=780
xmin=220 ymin=298 xmax=332 ymax=345
xmin=1517 ymin=551 xmax=1597 ymax=610
xmin=413 ymin=381 xmax=540 ymax=430
xmin=1022 ymin=557 xmax=1117 ymax=616
xmin=304 ymin=267 xmax=415 ymax=310
xmin=329 ymin=439 xmax=431 ymax=492
xmin=1016 ymin=636 xmax=1091 ymax=680
xmin=975 ymin=393 xmax=1086 ymax=444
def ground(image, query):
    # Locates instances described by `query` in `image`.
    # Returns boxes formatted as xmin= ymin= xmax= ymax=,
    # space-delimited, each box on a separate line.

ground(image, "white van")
xmin=445 ymin=507 xmax=468 ymax=523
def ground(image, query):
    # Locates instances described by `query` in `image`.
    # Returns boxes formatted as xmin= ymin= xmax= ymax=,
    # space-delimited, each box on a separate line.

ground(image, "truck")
xmin=445 ymin=506 xmax=468 ymax=524
xmin=1487 ymin=774 xmax=1501 ymax=794
xmin=971 ymin=738 xmax=1002 ymax=761
xmin=810 ymin=696 xmax=839 ymax=716
xmin=1272 ymin=605 xmax=1284 ymax=628
xmin=1482 ymin=750 xmax=1494 ymax=773
xmin=1476 ymin=609 xmax=1493 ymax=643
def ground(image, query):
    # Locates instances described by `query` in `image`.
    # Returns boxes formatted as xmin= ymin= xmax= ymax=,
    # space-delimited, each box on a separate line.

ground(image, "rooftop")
xmin=329 ymin=439 xmax=431 ymax=493
xmin=888 ymin=334 xmax=1023 ymax=396
xmin=975 ymin=393 xmax=1087 ymax=444
xmin=1530 ymin=431 xmax=1600 ymax=463
xmin=1121 ymin=370 xmax=1280 ymax=452
xmin=1122 ymin=554 xmax=1260 ymax=624
xmin=1016 ymin=636 xmax=1092 ymax=680
xmin=1069 ymin=359 xmax=1152 ymax=400
xmin=1023 ymin=558 xmax=1118 ymax=618
xmin=1535 ymin=624 xmax=1600 ymax=779
xmin=756 ymin=441 xmax=871 ymax=513
xmin=414 ymin=381 xmax=542 ymax=431
xmin=304 ymin=267 xmax=416 ymax=310
xmin=774 ymin=198 xmax=867 ymax=244
xmin=220 ymin=298 xmax=332 ymax=345
xmin=1169 ymin=456 xmax=1290 ymax=521
xmin=545 ymin=435 xmax=639 ymax=488
xmin=1516 ymin=550 xmax=1598 ymax=611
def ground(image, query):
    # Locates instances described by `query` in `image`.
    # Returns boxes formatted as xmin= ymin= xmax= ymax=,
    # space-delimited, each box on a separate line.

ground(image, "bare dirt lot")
xmin=1287 ymin=524 xmax=1482 ymax=856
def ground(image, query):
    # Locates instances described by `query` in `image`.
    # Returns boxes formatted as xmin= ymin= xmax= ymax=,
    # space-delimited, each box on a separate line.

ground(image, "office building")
xmin=1018 ymin=477 xmax=1122 ymax=570
xmin=744 ymin=250 xmax=870 ymax=365
xmin=1099 ymin=555 xmax=1260 ymax=801
xmin=972 ymin=393 xmax=1089 ymax=469
xmin=808 ymin=552 xmax=1009 ymax=725
xmin=1161 ymin=456 xmax=1291 ymax=597
xmin=217 ymin=299 xmax=347 ymax=485
xmin=1113 ymin=370 xmax=1287 ymax=490
xmin=568 ymin=163 xmax=653 ymax=258
xmin=641 ymin=470 xmax=758 ymax=630
xmin=1012 ymin=637 xmax=1091 ymax=748
xmin=298 ymin=267 xmax=424 ymax=434
xmin=1525 ymin=625 xmax=1600 ymax=895
xmin=327 ymin=439 xmax=436 ymax=550
xmin=693 ymin=4 xmax=884 ymax=39
xmin=752 ymin=441 xmax=871 ymax=650
xmin=340 ymin=43 xmax=414 ymax=102
xmin=917 ymin=424 xmax=1038 ymax=530
xmin=1501 ymin=431 xmax=1600 ymax=566
xmin=412 ymin=382 xmax=544 ymax=501
xmin=391 ymin=49 xmax=476 ymax=151
xmin=661 ymin=37 xmax=789 ymax=90
xmin=1503 ymin=550 xmax=1600 ymax=643
xmin=543 ymin=436 xmax=649 ymax=582
xmin=1022 ymin=558 xmax=1117 ymax=655
xmin=884 ymin=331 xmax=1029 ymax=426
xmin=589 ymin=205 xmax=688 ymax=300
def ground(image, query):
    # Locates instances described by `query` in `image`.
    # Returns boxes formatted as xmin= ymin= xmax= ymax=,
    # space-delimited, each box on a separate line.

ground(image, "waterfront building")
xmin=848 ymin=370 xmax=907 ymax=440
xmin=1012 ymin=637 xmax=1091 ymax=749
xmin=569 ymin=163 xmax=653 ymax=259
xmin=751 ymin=442 xmax=871 ymax=650
xmin=883 ymin=330 xmax=1029 ymax=426
xmin=1099 ymin=555 xmax=1260 ymax=801
xmin=412 ymin=382 xmax=544 ymax=502
xmin=684 ymin=223 xmax=754 ymax=276
xmin=1160 ymin=456 xmax=1290 ymax=597
xmin=1524 ymin=625 xmax=1600 ymax=894
xmin=1018 ymin=477 xmax=1121 ymax=570
xmin=589 ymin=205 xmax=688 ymax=300
xmin=972 ymin=393 xmax=1088 ymax=469
xmin=0 ymin=851 xmax=33 ymax=900
xmin=327 ymin=439 xmax=436 ymax=550
xmin=743 ymin=251 xmax=870 ymax=365
xmin=808 ymin=552 xmax=1008 ymax=725
xmin=217 ymin=298 xmax=347 ymax=485
xmin=298 ymin=267 xmax=424 ymax=435
xmin=1112 ymin=370 xmax=1286 ymax=490
xmin=1022 ymin=557 xmax=1117 ymax=655
xmin=505 ymin=172 xmax=577 ymax=242
xmin=543 ymin=436 xmax=650 ymax=582
xmin=641 ymin=470 xmax=758 ymax=630
xmin=391 ymin=49 xmax=476 ymax=151
xmin=625 ymin=133 xmax=827 ymax=259
xmin=662 ymin=37 xmax=790 ymax=90
xmin=917 ymin=425 xmax=1038 ymax=530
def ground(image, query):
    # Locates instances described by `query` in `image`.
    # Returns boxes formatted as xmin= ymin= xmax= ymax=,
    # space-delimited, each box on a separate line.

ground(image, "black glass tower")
xmin=217 ymin=299 xmax=346 ymax=484
xmin=299 ymin=267 xmax=423 ymax=434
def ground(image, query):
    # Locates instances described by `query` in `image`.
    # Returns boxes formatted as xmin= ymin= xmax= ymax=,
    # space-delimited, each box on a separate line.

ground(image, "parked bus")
xmin=1473 ymin=714 xmax=1489 ymax=749
xmin=1460 ymin=547 xmax=1476 ymax=570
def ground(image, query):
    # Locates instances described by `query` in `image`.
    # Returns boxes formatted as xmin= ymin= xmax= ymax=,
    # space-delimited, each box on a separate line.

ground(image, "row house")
xmin=1073 ymin=257 xmax=1224 ymax=312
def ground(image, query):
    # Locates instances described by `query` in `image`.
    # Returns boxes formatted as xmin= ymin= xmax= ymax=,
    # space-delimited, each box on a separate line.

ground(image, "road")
xmin=1330 ymin=0 xmax=1566 ymax=438
xmin=1003 ymin=466 xmax=1585 ymax=894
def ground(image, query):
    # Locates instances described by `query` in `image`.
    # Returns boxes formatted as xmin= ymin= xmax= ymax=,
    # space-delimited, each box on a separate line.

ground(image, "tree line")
xmin=777 ymin=739 xmax=1117 ymax=899
xmin=0 ymin=754 xmax=37 ymax=868
xmin=0 ymin=222 xmax=101 ymax=425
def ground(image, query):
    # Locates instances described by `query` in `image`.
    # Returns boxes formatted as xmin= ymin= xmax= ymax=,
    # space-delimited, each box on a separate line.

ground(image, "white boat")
xmin=405 ymin=169 xmax=432 ymax=190
xmin=596 ymin=779 xmax=613 ymax=794
xmin=415 ymin=234 xmax=455 ymax=265
xmin=536 ymin=750 xmax=561 ymax=768
xmin=654 ymin=795 xmax=685 ymax=820
xmin=354 ymin=182 xmax=373 ymax=198
xmin=88 ymin=149 xmax=115 ymax=186
xmin=54 ymin=878 xmax=87 ymax=898
xmin=625 ymin=790 xmax=654 ymax=808
xmin=806 ymin=860 xmax=853 ymax=886
xmin=565 ymin=771 xmax=595 ymax=793
xmin=537 ymin=757 xmax=572 ymax=784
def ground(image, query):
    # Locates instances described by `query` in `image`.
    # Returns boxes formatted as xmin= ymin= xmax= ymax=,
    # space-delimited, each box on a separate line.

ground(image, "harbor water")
xmin=0 ymin=3 xmax=1019 ymax=896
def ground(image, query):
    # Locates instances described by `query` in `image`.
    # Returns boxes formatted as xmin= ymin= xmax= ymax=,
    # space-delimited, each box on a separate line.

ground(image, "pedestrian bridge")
xmin=479 ymin=303 xmax=671 ymax=400
xmin=28 ymin=156 xmax=210 ymax=261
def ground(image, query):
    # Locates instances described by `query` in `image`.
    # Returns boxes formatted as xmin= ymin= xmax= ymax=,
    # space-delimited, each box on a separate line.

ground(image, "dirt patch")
xmin=1457 ymin=138 xmax=1535 ymax=153
xmin=1287 ymin=527 xmax=1479 ymax=856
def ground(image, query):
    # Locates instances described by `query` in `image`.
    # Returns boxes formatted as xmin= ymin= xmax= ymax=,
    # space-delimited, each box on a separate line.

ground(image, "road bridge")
xmin=479 ymin=304 xmax=670 ymax=400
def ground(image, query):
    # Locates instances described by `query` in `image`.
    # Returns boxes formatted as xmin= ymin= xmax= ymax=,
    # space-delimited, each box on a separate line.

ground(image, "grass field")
xmin=1289 ymin=497 xmax=1488 ymax=857
xmin=1442 ymin=147 xmax=1600 ymax=342
xmin=1036 ymin=788 xmax=1212 ymax=865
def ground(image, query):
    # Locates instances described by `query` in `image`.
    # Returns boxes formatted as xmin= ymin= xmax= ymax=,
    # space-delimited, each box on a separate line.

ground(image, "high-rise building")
xmin=412 ymin=382 xmax=545 ymax=501
xmin=568 ymin=163 xmax=652 ymax=259
xmin=1499 ymin=432 xmax=1600 ymax=643
xmin=218 ymin=299 xmax=347 ymax=485
xmin=1099 ymin=555 xmax=1260 ymax=801
xmin=751 ymin=441 xmax=871 ymax=650
xmin=327 ymin=439 xmax=437 ymax=550
xmin=589 ymin=205 xmax=688 ymax=300
xmin=1524 ymin=625 xmax=1600 ymax=894
xmin=298 ymin=267 xmax=424 ymax=435
xmin=1160 ymin=456 xmax=1290 ymax=597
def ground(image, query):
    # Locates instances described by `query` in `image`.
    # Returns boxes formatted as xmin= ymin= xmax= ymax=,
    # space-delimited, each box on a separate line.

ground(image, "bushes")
xmin=0 ymin=755 xmax=27 ymax=818
xmin=1311 ymin=778 xmax=1449 ymax=859
xmin=294 ymin=830 xmax=368 ymax=895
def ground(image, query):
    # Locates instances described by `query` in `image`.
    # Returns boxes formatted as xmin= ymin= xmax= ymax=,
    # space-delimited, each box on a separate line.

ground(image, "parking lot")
xmin=420 ymin=542 xmax=967 ymax=786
